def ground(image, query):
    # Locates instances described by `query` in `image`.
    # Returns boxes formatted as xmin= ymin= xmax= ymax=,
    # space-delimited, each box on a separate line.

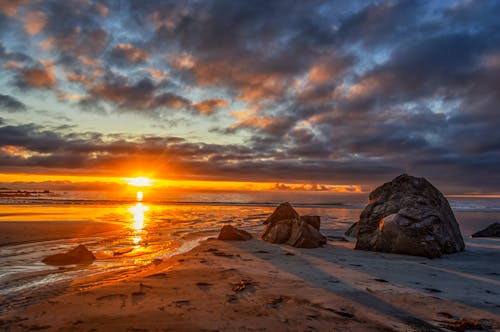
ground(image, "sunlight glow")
xmin=129 ymin=203 xmax=149 ymax=230
xmin=136 ymin=191 xmax=143 ymax=201
xmin=132 ymin=235 xmax=142 ymax=245
xmin=125 ymin=176 xmax=153 ymax=187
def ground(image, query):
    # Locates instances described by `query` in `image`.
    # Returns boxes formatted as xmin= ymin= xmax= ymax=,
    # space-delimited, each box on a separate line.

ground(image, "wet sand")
xmin=1 ymin=235 xmax=499 ymax=331
xmin=0 ymin=221 xmax=122 ymax=246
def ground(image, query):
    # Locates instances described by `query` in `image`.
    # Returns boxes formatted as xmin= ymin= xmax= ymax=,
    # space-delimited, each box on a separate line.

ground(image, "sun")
xmin=124 ymin=176 xmax=153 ymax=187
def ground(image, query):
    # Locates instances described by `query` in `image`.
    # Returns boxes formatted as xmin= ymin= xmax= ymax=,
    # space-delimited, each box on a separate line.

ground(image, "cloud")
xmin=193 ymin=99 xmax=228 ymax=115
xmin=21 ymin=11 xmax=47 ymax=35
xmin=109 ymin=43 xmax=149 ymax=65
xmin=88 ymin=77 xmax=193 ymax=114
xmin=0 ymin=0 xmax=29 ymax=16
xmin=0 ymin=94 xmax=26 ymax=112
xmin=17 ymin=64 xmax=56 ymax=89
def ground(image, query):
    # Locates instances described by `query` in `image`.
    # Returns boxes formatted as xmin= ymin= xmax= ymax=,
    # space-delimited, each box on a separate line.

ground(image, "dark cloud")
xmin=0 ymin=94 xmax=26 ymax=112
xmin=40 ymin=1 xmax=109 ymax=56
xmin=336 ymin=0 xmax=422 ymax=46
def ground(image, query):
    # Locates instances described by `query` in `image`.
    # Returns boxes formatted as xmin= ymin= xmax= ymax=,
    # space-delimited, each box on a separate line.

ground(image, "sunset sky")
xmin=0 ymin=0 xmax=499 ymax=194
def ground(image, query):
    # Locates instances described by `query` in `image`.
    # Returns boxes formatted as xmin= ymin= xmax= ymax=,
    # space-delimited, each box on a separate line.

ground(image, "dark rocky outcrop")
xmin=355 ymin=174 xmax=465 ymax=258
xmin=42 ymin=244 xmax=95 ymax=265
xmin=218 ymin=225 xmax=252 ymax=241
xmin=262 ymin=203 xmax=326 ymax=248
xmin=344 ymin=222 xmax=359 ymax=237
xmin=470 ymin=223 xmax=500 ymax=238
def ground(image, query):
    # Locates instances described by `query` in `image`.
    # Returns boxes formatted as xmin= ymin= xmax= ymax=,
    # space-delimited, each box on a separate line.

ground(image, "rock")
xmin=42 ymin=244 xmax=95 ymax=265
xmin=217 ymin=225 xmax=252 ymax=241
xmin=344 ymin=222 xmax=359 ymax=237
xmin=264 ymin=202 xmax=299 ymax=224
xmin=355 ymin=174 xmax=465 ymax=258
xmin=262 ymin=219 xmax=294 ymax=243
xmin=470 ymin=223 xmax=500 ymax=238
xmin=262 ymin=203 xmax=326 ymax=248
xmin=300 ymin=215 xmax=321 ymax=230
xmin=286 ymin=219 xmax=327 ymax=248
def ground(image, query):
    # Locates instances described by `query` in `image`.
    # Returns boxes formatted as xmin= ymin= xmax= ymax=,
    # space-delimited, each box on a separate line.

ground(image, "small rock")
xmin=42 ymin=244 xmax=95 ymax=266
xmin=470 ymin=222 xmax=500 ymax=238
xmin=217 ymin=225 xmax=252 ymax=241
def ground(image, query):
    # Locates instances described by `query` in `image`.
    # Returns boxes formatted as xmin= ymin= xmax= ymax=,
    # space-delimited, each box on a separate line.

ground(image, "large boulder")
xmin=355 ymin=174 xmax=465 ymax=258
xmin=43 ymin=244 xmax=95 ymax=265
xmin=218 ymin=225 xmax=252 ymax=241
xmin=470 ymin=223 xmax=500 ymax=238
xmin=262 ymin=203 xmax=326 ymax=248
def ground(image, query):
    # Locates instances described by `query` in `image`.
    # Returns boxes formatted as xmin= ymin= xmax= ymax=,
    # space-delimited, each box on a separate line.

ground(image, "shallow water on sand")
xmin=0 ymin=197 xmax=499 ymax=313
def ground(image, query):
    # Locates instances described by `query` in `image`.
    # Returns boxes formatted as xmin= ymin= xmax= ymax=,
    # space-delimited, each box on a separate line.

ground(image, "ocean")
xmin=1 ymin=192 xmax=499 ymax=313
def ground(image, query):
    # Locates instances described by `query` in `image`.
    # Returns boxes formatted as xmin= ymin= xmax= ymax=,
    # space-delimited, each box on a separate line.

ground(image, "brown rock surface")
xmin=286 ymin=219 xmax=327 ymax=248
xmin=300 ymin=215 xmax=321 ymax=230
xmin=217 ymin=225 xmax=252 ymax=241
xmin=355 ymin=174 xmax=465 ymax=258
xmin=263 ymin=202 xmax=299 ymax=224
xmin=262 ymin=203 xmax=326 ymax=248
xmin=42 ymin=244 xmax=95 ymax=265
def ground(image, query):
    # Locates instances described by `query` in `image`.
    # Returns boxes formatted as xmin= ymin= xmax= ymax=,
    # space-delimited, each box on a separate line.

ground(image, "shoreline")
xmin=1 ymin=235 xmax=499 ymax=331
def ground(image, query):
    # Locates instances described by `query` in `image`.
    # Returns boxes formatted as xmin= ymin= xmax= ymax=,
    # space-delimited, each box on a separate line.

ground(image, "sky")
xmin=0 ymin=0 xmax=499 ymax=194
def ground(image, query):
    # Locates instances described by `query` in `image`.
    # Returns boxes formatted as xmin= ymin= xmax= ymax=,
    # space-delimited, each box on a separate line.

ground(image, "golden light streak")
xmin=0 ymin=173 xmax=365 ymax=193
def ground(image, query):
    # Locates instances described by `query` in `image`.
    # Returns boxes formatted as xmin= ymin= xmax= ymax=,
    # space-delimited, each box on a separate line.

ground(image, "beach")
xmin=1 ymin=234 xmax=500 ymax=331
xmin=1 ymin=198 xmax=500 ymax=331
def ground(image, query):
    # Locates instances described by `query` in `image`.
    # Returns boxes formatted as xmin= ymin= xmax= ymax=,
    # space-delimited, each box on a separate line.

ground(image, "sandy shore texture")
xmin=0 ymin=221 xmax=122 ymax=247
xmin=1 ymin=235 xmax=500 ymax=331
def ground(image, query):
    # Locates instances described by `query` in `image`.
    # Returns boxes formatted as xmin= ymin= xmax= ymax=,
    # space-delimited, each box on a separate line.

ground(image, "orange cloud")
xmin=0 ymin=0 xmax=29 ymax=16
xmin=170 ymin=53 xmax=195 ymax=69
xmin=56 ymin=90 xmax=83 ymax=102
xmin=193 ymin=60 xmax=287 ymax=103
xmin=193 ymin=99 xmax=228 ymax=115
xmin=79 ymin=56 xmax=102 ymax=68
xmin=111 ymin=44 xmax=149 ymax=64
xmin=66 ymin=72 xmax=91 ymax=86
xmin=0 ymin=145 xmax=47 ymax=159
xmin=95 ymin=3 xmax=108 ymax=16
xmin=274 ymin=182 xmax=363 ymax=193
xmin=3 ymin=61 xmax=22 ymax=70
xmin=147 ymin=69 xmax=169 ymax=82
xmin=20 ymin=65 xmax=56 ymax=88
xmin=22 ymin=11 xmax=47 ymax=35
xmin=39 ymin=37 xmax=55 ymax=51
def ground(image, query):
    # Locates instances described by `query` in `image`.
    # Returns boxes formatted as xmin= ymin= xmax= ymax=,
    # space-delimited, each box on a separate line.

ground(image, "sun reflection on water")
xmin=129 ymin=202 xmax=149 ymax=231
